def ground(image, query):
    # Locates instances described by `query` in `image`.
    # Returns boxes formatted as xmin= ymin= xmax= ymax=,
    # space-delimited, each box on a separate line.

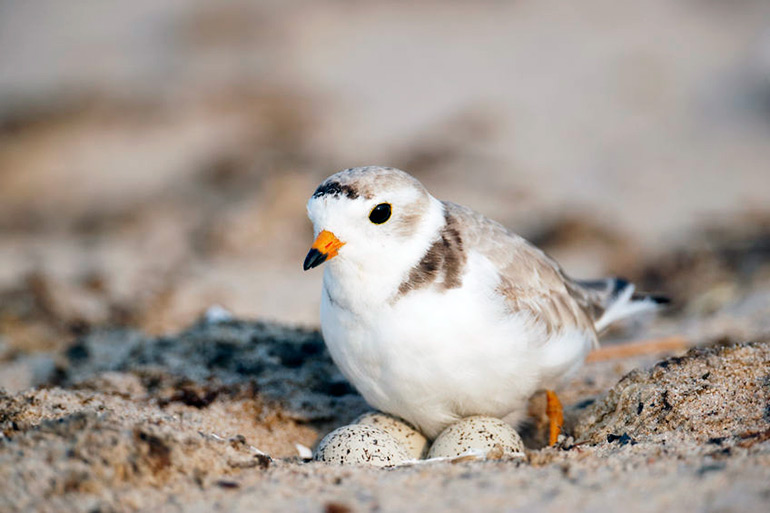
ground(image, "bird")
xmin=303 ymin=166 xmax=663 ymax=444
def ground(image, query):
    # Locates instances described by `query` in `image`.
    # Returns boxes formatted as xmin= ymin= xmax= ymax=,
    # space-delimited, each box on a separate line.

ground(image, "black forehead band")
xmin=312 ymin=181 xmax=360 ymax=200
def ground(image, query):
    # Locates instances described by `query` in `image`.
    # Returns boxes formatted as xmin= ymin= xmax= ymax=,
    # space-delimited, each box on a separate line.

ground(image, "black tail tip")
xmin=646 ymin=294 xmax=671 ymax=305
xmin=615 ymin=277 xmax=670 ymax=306
xmin=631 ymin=292 xmax=671 ymax=306
xmin=613 ymin=277 xmax=630 ymax=291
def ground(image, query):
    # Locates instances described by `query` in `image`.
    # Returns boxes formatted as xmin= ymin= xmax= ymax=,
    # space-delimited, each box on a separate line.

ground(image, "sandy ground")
xmin=1 ymin=1 xmax=770 ymax=511
xmin=1 ymin=318 xmax=768 ymax=512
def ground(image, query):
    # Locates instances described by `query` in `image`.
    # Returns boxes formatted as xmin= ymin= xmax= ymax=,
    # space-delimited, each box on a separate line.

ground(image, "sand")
xmin=0 ymin=316 xmax=768 ymax=512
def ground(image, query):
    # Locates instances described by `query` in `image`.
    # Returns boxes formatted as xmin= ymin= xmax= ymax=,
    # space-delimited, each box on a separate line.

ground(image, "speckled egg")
xmin=314 ymin=424 xmax=411 ymax=467
xmin=354 ymin=412 xmax=428 ymax=459
xmin=427 ymin=416 xmax=526 ymax=460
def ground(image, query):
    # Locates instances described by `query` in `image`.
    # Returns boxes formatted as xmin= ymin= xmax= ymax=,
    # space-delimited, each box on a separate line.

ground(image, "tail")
xmin=576 ymin=278 xmax=668 ymax=333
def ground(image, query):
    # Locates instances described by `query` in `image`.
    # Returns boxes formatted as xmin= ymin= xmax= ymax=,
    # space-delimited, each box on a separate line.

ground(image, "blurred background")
xmin=1 ymin=0 xmax=769 ymax=360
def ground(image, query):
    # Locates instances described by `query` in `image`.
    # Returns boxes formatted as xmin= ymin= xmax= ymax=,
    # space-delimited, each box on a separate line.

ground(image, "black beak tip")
xmin=303 ymin=248 xmax=327 ymax=271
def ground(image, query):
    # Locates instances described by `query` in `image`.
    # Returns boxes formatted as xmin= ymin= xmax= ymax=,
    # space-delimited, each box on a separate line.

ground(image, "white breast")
xmin=319 ymin=251 xmax=594 ymax=438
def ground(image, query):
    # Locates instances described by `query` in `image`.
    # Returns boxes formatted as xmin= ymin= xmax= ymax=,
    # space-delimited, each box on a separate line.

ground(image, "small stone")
xmin=354 ymin=411 xmax=428 ymax=459
xmin=427 ymin=416 xmax=526 ymax=459
xmin=314 ymin=424 xmax=410 ymax=467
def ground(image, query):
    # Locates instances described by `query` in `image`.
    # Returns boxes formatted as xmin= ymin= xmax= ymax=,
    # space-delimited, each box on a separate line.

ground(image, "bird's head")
xmin=304 ymin=166 xmax=441 ymax=275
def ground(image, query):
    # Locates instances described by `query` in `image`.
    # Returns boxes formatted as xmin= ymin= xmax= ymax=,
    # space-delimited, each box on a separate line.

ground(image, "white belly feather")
xmin=320 ymin=252 xmax=593 ymax=438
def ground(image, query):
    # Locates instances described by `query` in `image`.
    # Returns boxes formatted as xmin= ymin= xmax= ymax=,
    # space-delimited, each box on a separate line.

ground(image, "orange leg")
xmin=545 ymin=390 xmax=564 ymax=446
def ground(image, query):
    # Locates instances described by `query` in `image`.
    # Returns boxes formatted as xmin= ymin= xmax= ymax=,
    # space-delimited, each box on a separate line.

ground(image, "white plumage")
xmin=304 ymin=166 xmax=659 ymax=439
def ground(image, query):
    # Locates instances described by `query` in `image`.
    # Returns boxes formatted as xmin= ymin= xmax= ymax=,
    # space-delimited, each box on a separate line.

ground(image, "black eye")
xmin=369 ymin=203 xmax=392 ymax=224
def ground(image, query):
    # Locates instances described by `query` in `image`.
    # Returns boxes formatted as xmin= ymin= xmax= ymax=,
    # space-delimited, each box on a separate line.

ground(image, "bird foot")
xmin=545 ymin=389 xmax=564 ymax=446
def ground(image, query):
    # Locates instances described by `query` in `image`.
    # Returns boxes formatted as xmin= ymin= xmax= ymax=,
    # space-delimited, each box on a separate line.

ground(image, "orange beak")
xmin=303 ymin=230 xmax=345 ymax=270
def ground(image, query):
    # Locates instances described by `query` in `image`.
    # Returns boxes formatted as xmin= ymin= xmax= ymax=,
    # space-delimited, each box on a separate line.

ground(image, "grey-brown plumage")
xmin=313 ymin=166 xmax=424 ymax=202
xmin=395 ymin=208 xmax=467 ymax=299
xmin=394 ymin=200 xmax=656 ymax=342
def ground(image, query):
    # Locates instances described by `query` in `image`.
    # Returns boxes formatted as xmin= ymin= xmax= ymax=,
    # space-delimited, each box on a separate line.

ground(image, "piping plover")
xmin=304 ymin=166 xmax=661 ymax=443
